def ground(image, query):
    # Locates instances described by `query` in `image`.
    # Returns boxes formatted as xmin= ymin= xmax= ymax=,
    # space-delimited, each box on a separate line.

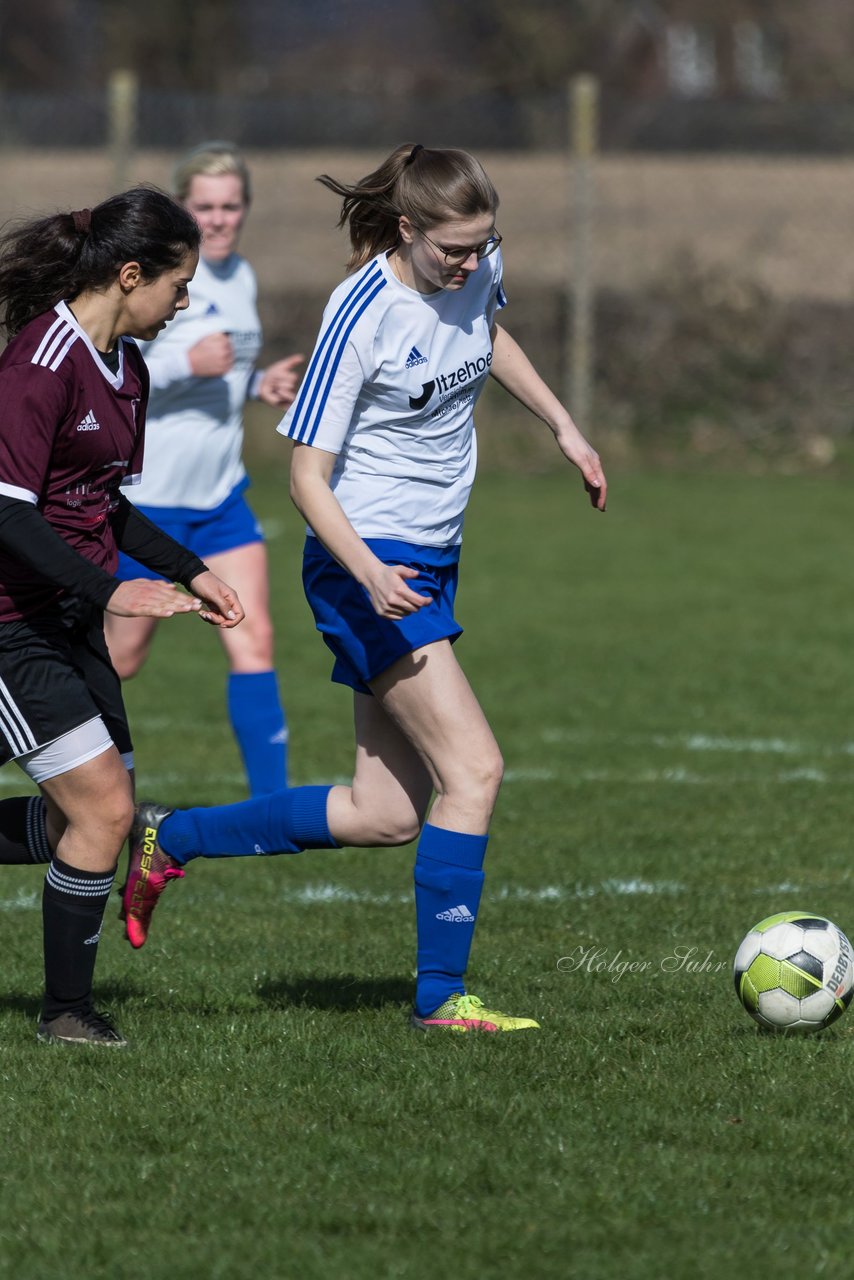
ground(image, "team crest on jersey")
xmin=405 ymin=345 xmax=428 ymax=369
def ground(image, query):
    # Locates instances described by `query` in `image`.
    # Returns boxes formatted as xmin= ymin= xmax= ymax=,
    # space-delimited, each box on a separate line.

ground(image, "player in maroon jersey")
xmin=0 ymin=187 xmax=244 ymax=1046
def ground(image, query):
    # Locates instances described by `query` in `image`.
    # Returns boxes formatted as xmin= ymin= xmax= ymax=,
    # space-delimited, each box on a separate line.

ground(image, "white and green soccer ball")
xmin=733 ymin=911 xmax=854 ymax=1033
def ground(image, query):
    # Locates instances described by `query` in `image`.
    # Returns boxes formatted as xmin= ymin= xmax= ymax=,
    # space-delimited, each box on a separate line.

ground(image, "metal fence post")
xmin=566 ymin=74 xmax=598 ymax=431
xmin=108 ymin=69 xmax=138 ymax=192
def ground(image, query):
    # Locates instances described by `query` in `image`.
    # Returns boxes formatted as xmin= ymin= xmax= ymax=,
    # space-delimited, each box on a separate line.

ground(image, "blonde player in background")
xmin=106 ymin=142 xmax=302 ymax=796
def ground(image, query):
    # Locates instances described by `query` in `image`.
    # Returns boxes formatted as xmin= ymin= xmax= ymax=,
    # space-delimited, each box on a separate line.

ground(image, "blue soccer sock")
xmin=158 ymin=786 xmax=337 ymax=863
xmin=227 ymin=670 xmax=288 ymax=795
xmin=413 ymin=824 xmax=488 ymax=1018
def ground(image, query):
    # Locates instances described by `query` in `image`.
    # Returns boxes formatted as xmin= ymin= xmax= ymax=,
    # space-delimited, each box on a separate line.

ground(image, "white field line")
xmin=0 ymin=878 xmax=809 ymax=914
xmin=543 ymin=766 xmax=834 ymax=784
xmin=0 ymin=766 xmax=841 ymax=795
xmin=542 ymin=727 xmax=854 ymax=758
xmin=0 ymin=887 xmax=39 ymax=911
xmin=133 ymin=723 xmax=828 ymax=758
xmin=0 ymin=727 xmax=844 ymax=798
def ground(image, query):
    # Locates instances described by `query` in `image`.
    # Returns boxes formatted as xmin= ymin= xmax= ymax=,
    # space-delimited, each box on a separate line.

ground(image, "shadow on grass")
xmin=2 ymin=978 xmax=150 ymax=1022
xmin=3 ymin=976 xmax=415 ymax=1022
xmin=257 ymin=973 xmax=413 ymax=1012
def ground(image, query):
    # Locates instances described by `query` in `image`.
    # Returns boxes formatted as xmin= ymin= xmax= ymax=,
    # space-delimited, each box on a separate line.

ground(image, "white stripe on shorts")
xmin=0 ymin=673 xmax=38 ymax=756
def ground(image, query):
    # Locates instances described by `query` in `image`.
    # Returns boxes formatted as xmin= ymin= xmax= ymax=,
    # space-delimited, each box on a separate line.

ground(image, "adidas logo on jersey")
xmin=205 ymin=302 xmax=220 ymax=316
xmin=436 ymin=904 xmax=475 ymax=923
xmin=405 ymin=345 xmax=428 ymax=369
xmin=76 ymin=410 xmax=100 ymax=432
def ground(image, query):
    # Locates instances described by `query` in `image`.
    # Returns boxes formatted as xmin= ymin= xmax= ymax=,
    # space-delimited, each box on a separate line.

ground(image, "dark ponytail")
xmin=0 ymin=186 xmax=201 ymax=337
xmin=318 ymin=143 xmax=499 ymax=272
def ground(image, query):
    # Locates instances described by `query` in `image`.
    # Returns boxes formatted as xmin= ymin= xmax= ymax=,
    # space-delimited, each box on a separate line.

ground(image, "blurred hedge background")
xmin=3 ymin=0 xmax=854 ymax=470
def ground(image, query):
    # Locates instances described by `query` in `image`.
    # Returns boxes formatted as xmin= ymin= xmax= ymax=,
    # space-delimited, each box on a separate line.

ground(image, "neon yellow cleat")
xmin=410 ymin=993 xmax=540 ymax=1033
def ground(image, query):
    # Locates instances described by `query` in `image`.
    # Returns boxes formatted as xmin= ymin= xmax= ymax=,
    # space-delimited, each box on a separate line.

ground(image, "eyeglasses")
xmin=417 ymin=228 xmax=502 ymax=268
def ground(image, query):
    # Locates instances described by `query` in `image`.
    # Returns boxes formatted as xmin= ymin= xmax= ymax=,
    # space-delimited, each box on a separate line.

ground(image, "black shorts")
xmin=0 ymin=596 xmax=131 ymax=767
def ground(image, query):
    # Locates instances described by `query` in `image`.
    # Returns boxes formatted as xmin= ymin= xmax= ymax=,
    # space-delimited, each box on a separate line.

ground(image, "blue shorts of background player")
xmin=302 ymin=537 xmax=462 ymax=693
xmin=115 ymin=480 xmax=263 ymax=582
xmin=110 ymin=478 xmax=288 ymax=796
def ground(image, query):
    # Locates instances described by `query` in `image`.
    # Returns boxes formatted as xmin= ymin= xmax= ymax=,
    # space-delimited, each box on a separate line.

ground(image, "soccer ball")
xmin=733 ymin=911 xmax=854 ymax=1033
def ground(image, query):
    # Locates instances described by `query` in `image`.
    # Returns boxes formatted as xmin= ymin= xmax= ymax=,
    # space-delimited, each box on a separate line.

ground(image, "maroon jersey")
xmin=0 ymin=302 xmax=147 ymax=619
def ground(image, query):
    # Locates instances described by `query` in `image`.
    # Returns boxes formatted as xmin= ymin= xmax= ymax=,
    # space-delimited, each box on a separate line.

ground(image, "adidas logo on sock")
xmin=436 ymin=904 xmax=475 ymax=923
xmin=405 ymin=345 xmax=428 ymax=369
xmin=76 ymin=410 xmax=100 ymax=432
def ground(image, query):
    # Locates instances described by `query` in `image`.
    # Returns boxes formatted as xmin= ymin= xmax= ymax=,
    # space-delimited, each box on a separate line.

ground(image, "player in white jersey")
xmin=106 ymin=143 xmax=303 ymax=796
xmin=122 ymin=144 xmax=606 ymax=1035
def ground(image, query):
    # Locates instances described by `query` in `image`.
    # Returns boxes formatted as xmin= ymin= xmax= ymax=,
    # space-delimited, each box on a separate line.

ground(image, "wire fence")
xmin=2 ymin=77 xmax=854 ymax=459
xmin=8 ymin=79 xmax=854 ymax=153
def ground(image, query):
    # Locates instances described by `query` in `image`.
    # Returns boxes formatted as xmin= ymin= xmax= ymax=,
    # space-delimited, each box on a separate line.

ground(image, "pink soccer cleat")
xmin=119 ymin=802 xmax=184 ymax=949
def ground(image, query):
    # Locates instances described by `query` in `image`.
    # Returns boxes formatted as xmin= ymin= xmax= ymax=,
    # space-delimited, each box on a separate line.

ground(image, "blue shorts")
xmin=116 ymin=480 xmax=264 ymax=582
xmin=303 ymin=537 xmax=462 ymax=694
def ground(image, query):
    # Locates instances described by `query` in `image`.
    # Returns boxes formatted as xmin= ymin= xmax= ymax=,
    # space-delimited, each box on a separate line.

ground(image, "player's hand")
xmin=365 ymin=564 xmax=432 ymax=620
xmin=556 ymin=427 xmax=607 ymax=511
xmin=187 ymin=570 xmax=245 ymax=628
xmin=256 ymin=354 xmax=305 ymax=407
xmin=188 ymin=332 xmax=234 ymax=378
xmin=106 ymin=580 xmax=203 ymax=619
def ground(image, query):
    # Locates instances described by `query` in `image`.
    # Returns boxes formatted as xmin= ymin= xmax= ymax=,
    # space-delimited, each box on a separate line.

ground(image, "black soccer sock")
xmin=41 ymin=856 xmax=116 ymax=1020
xmin=0 ymin=796 xmax=52 ymax=865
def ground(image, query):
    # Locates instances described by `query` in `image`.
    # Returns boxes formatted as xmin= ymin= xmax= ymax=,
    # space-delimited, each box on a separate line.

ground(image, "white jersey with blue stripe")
xmin=278 ymin=249 xmax=506 ymax=547
xmin=132 ymin=254 xmax=262 ymax=511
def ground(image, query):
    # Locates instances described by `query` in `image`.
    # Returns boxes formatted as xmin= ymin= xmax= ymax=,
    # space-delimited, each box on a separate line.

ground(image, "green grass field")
xmin=3 ymin=459 xmax=854 ymax=1279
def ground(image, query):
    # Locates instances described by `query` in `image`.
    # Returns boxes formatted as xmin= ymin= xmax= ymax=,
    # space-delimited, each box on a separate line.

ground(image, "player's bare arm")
xmin=489 ymin=322 xmax=607 ymax=510
xmin=289 ymin=442 xmax=431 ymax=618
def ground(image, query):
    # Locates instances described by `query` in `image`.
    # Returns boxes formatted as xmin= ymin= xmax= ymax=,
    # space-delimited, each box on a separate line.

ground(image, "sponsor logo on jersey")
xmin=409 ymin=381 xmax=435 ymax=410
xmin=76 ymin=410 xmax=101 ymax=432
xmin=408 ymin=351 xmax=493 ymax=411
xmin=405 ymin=345 xmax=428 ymax=369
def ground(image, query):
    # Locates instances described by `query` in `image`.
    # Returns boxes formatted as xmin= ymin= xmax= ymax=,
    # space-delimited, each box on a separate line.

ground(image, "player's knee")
xmin=103 ymin=790 xmax=135 ymax=841
xmin=113 ymin=656 xmax=142 ymax=680
xmin=366 ymin=800 xmax=423 ymax=847
xmin=458 ymin=745 xmax=504 ymax=806
xmin=110 ymin=643 xmax=148 ymax=680
xmin=483 ymin=745 xmax=505 ymax=796
xmin=64 ymin=789 xmax=134 ymax=858
xmin=228 ymin=614 xmax=276 ymax=669
xmin=383 ymin=813 xmax=423 ymax=846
